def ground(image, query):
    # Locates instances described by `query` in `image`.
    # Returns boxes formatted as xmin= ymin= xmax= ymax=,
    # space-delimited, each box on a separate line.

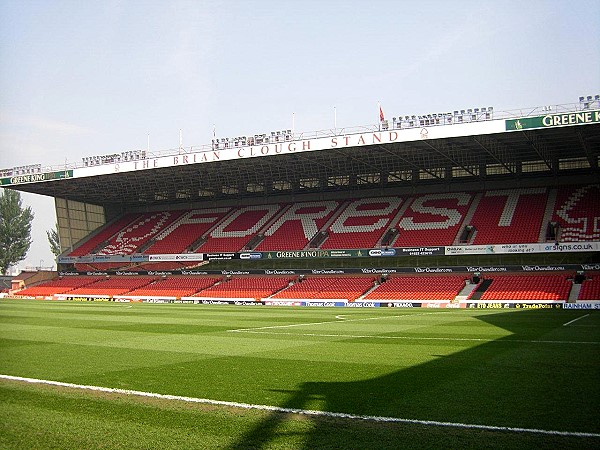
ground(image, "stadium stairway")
xmin=375 ymin=198 xmax=411 ymax=247
xmin=539 ymin=188 xmax=558 ymax=242
xmin=467 ymin=279 xmax=492 ymax=300
xmin=568 ymin=283 xmax=581 ymax=302
xmin=453 ymin=192 xmax=482 ymax=245
xmin=454 ymin=282 xmax=479 ymax=302
xmin=305 ymin=199 xmax=351 ymax=250
xmin=356 ymin=282 xmax=382 ymax=301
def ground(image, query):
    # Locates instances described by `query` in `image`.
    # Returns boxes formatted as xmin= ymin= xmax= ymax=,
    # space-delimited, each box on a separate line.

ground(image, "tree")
xmin=47 ymin=223 xmax=61 ymax=257
xmin=0 ymin=189 xmax=34 ymax=275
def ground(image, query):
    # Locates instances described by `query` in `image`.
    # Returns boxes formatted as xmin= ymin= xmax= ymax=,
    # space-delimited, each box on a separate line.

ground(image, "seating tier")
xmin=394 ymin=193 xmax=472 ymax=247
xmin=364 ymin=276 xmax=466 ymax=300
xmin=272 ymin=276 xmax=375 ymax=301
xmin=551 ymin=184 xmax=600 ymax=242
xmin=471 ymin=188 xmax=547 ymax=244
xmin=477 ymin=275 xmax=571 ymax=301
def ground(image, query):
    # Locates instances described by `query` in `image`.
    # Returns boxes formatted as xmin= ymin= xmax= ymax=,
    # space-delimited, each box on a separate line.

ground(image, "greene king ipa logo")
xmin=506 ymin=110 xmax=600 ymax=131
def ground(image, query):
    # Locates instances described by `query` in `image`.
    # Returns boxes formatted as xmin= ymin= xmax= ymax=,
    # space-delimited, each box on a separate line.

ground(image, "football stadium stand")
xmin=59 ymin=185 xmax=600 ymax=261
xmin=3 ymin=98 xmax=599 ymax=306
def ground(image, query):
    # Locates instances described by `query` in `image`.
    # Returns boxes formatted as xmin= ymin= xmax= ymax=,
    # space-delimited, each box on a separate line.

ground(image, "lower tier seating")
xmin=271 ymin=276 xmax=375 ymax=301
xmin=475 ymin=275 xmax=571 ymax=301
xmin=67 ymin=276 xmax=159 ymax=296
xmin=15 ymin=276 xmax=106 ymax=297
xmin=577 ymin=275 xmax=600 ymax=301
xmin=364 ymin=276 xmax=467 ymax=301
xmin=127 ymin=277 xmax=222 ymax=297
xmin=15 ymin=274 xmax=585 ymax=302
xmin=192 ymin=276 xmax=293 ymax=300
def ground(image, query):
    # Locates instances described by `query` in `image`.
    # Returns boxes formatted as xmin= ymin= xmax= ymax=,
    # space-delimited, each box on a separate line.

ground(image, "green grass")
xmin=1 ymin=299 xmax=599 ymax=449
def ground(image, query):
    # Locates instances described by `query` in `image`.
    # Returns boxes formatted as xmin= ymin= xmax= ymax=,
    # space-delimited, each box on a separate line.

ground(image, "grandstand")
xmin=2 ymin=98 xmax=599 ymax=306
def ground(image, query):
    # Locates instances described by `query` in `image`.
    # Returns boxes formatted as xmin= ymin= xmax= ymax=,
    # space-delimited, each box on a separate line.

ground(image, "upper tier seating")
xmin=255 ymin=201 xmax=340 ymax=251
xmin=394 ymin=193 xmax=473 ymax=247
xmin=96 ymin=211 xmax=185 ymax=255
xmin=64 ymin=185 xmax=597 ymax=261
xmin=69 ymin=214 xmax=139 ymax=256
xmin=551 ymin=184 xmax=600 ymax=242
xmin=470 ymin=188 xmax=548 ymax=244
xmin=364 ymin=275 xmax=467 ymax=301
xmin=476 ymin=275 xmax=571 ymax=301
xmin=145 ymin=207 xmax=232 ymax=254
xmin=15 ymin=276 xmax=105 ymax=297
xmin=198 ymin=204 xmax=283 ymax=252
xmin=320 ymin=198 xmax=403 ymax=250
xmin=193 ymin=276 xmax=293 ymax=300
xmin=272 ymin=276 xmax=375 ymax=301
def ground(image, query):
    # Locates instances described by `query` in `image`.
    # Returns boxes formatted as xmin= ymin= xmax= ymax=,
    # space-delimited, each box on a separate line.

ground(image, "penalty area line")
xmin=0 ymin=374 xmax=598 ymax=438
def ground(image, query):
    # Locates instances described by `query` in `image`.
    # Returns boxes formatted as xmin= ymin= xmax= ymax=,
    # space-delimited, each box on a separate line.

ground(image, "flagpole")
xmin=334 ymin=106 xmax=337 ymax=131
xmin=377 ymin=101 xmax=381 ymax=131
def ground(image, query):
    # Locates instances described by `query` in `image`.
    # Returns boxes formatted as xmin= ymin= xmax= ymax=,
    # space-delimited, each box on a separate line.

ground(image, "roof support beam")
xmin=472 ymin=135 xmax=516 ymax=174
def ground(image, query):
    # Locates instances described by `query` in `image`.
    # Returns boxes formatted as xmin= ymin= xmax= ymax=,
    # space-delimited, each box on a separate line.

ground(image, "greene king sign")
xmin=506 ymin=110 xmax=600 ymax=131
xmin=0 ymin=170 xmax=73 ymax=186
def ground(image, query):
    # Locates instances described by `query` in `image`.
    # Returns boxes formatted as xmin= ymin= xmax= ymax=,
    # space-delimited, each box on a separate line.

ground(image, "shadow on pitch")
xmin=225 ymin=309 xmax=599 ymax=449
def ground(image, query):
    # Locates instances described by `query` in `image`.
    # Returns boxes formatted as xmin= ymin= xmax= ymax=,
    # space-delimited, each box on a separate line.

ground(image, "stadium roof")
xmin=2 ymin=104 xmax=599 ymax=209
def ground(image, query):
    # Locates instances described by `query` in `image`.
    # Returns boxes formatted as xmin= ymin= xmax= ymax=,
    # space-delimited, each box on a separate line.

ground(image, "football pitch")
xmin=1 ymin=299 xmax=599 ymax=449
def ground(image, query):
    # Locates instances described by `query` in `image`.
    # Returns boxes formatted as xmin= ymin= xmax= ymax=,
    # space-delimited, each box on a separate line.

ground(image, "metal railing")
xmin=4 ymin=100 xmax=598 ymax=175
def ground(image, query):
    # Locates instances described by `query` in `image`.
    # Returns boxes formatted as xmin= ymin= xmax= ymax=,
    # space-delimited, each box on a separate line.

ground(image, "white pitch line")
xmin=563 ymin=314 xmax=590 ymax=327
xmin=228 ymin=312 xmax=440 ymax=332
xmin=1 ymin=374 xmax=598 ymax=439
xmin=231 ymin=329 xmax=600 ymax=345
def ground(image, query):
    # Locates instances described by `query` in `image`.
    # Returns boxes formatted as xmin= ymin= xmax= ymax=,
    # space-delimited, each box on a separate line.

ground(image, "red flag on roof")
xmin=379 ymin=105 xmax=385 ymax=122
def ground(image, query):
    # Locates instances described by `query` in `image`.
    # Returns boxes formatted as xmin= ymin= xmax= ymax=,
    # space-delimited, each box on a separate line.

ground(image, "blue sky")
xmin=1 ymin=0 xmax=599 ymax=271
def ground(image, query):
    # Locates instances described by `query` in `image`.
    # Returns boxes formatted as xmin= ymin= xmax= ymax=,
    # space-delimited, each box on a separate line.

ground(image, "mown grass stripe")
xmin=229 ymin=329 xmax=600 ymax=345
xmin=2 ymin=374 xmax=598 ymax=439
